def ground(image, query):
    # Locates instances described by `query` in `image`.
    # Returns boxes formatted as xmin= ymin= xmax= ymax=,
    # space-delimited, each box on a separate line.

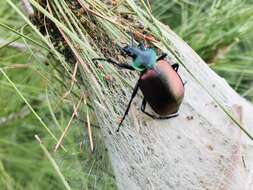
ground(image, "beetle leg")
xmin=141 ymin=99 xmax=157 ymax=119
xmin=117 ymin=80 xmax=140 ymax=132
xmin=158 ymin=112 xmax=179 ymax=119
xmin=171 ymin=63 xmax=179 ymax=72
xmin=92 ymin=58 xmax=135 ymax=70
xmin=141 ymin=98 xmax=179 ymax=119
xmin=157 ymin=53 xmax=167 ymax=61
xmin=138 ymin=42 xmax=146 ymax=50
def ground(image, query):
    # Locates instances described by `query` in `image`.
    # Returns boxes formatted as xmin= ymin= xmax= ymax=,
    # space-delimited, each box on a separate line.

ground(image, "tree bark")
xmin=102 ymin=25 xmax=253 ymax=190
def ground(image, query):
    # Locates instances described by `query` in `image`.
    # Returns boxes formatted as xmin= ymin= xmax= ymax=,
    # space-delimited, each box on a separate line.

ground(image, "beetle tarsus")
xmin=141 ymin=98 xmax=179 ymax=119
xmin=171 ymin=63 xmax=179 ymax=72
xmin=157 ymin=112 xmax=179 ymax=119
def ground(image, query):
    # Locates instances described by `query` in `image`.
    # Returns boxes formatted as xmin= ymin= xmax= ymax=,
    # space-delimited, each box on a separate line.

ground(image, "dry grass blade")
xmin=54 ymin=93 xmax=85 ymax=151
xmin=84 ymin=98 xmax=94 ymax=153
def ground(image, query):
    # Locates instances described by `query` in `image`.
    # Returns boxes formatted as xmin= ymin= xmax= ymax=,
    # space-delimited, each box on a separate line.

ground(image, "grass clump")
xmin=0 ymin=0 xmax=117 ymax=189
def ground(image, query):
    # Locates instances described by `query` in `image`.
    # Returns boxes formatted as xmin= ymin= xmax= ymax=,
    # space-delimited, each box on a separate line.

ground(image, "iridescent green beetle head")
xmin=122 ymin=45 xmax=157 ymax=72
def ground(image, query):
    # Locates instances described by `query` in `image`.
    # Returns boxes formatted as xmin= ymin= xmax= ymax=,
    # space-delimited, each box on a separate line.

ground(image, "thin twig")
xmin=54 ymin=93 xmax=85 ymax=151
xmin=4 ymin=63 xmax=31 ymax=69
xmin=61 ymin=61 xmax=78 ymax=101
xmin=84 ymin=98 xmax=94 ymax=153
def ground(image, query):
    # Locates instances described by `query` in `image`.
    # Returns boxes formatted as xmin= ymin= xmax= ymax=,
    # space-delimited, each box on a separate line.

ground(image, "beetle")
xmin=93 ymin=39 xmax=185 ymax=132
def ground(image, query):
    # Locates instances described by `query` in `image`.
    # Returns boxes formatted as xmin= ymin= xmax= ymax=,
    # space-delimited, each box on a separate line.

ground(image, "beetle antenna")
xmin=127 ymin=31 xmax=138 ymax=47
xmin=131 ymin=32 xmax=134 ymax=47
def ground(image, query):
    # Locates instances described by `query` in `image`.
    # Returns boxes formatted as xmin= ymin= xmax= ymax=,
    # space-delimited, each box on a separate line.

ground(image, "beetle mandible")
xmin=93 ymin=37 xmax=185 ymax=132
